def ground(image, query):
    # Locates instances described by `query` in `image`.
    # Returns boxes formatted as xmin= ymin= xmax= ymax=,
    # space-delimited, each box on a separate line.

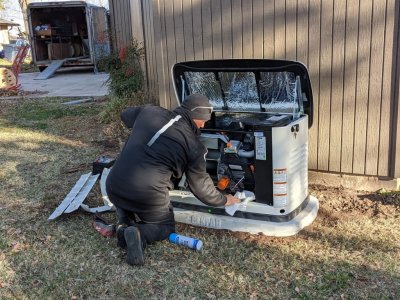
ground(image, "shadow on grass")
xmin=359 ymin=192 xmax=400 ymax=207
xmin=299 ymin=226 xmax=398 ymax=253
xmin=0 ymin=99 xmax=117 ymax=226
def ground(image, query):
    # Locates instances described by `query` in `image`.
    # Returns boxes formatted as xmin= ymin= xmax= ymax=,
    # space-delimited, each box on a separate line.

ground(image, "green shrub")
xmin=99 ymin=40 xmax=158 ymax=141
xmin=99 ymin=40 xmax=145 ymax=98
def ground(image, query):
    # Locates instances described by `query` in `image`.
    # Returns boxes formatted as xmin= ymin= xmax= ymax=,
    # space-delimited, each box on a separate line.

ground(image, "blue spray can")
xmin=169 ymin=233 xmax=203 ymax=251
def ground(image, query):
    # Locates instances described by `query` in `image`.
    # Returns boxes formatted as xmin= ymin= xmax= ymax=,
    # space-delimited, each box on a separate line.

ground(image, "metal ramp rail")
xmin=34 ymin=59 xmax=65 ymax=80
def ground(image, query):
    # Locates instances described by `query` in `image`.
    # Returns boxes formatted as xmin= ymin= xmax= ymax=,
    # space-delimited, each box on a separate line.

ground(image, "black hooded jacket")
xmin=105 ymin=105 xmax=227 ymax=213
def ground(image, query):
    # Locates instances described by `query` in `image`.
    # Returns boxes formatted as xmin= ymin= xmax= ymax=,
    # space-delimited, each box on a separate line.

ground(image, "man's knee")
xmin=136 ymin=223 xmax=174 ymax=244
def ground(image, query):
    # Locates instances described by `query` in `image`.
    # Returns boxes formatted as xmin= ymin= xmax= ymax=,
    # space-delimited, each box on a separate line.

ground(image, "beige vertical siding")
xmin=341 ymin=0 xmax=358 ymax=174
xmin=263 ymin=0 xmax=274 ymax=59
xmin=111 ymin=0 xmax=400 ymax=178
xmin=231 ymin=0 xmax=243 ymax=58
xmin=308 ymin=0 xmax=321 ymax=170
xmin=386 ymin=0 xmax=400 ymax=178
xmin=192 ymin=0 xmax=204 ymax=60
xmin=285 ymin=0 xmax=296 ymax=60
xmin=353 ymin=1 xmax=372 ymax=175
xmin=366 ymin=0 xmax=386 ymax=175
xmin=318 ymin=0 xmax=333 ymax=171
xmin=253 ymin=0 xmax=263 ymax=58
xmin=329 ymin=0 xmax=345 ymax=173
xmin=141 ymin=0 xmax=158 ymax=94
xmin=109 ymin=0 xmax=133 ymax=51
xmin=393 ymin=0 xmax=400 ymax=178
xmin=221 ymin=0 xmax=233 ymax=59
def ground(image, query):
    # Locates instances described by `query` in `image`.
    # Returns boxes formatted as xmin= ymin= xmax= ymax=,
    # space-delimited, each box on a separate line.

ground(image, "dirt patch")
xmin=48 ymin=115 xmax=120 ymax=156
xmin=0 ymin=89 xmax=46 ymax=98
xmin=310 ymin=184 xmax=400 ymax=219
xmin=0 ymin=89 xmax=19 ymax=98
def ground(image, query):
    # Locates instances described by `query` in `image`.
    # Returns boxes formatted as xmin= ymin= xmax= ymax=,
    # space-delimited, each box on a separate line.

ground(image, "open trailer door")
xmin=88 ymin=5 xmax=110 ymax=71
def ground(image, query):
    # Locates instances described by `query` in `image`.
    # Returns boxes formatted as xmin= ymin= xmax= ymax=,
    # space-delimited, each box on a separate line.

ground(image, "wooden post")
xmin=129 ymin=0 xmax=148 ymax=91
xmin=108 ymin=0 xmax=118 ymax=51
xmin=393 ymin=0 xmax=400 ymax=178
xmin=19 ymin=0 xmax=31 ymax=37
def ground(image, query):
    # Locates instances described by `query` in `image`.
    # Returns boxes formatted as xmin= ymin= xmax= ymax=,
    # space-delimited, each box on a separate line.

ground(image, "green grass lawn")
xmin=0 ymin=98 xmax=399 ymax=299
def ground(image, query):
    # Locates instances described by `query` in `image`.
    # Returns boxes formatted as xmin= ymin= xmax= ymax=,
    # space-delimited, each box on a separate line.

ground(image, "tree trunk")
xmin=18 ymin=0 xmax=31 ymax=36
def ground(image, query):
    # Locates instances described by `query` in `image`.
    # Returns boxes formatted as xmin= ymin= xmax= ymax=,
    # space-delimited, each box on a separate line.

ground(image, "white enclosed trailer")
xmin=27 ymin=1 xmax=110 ymax=76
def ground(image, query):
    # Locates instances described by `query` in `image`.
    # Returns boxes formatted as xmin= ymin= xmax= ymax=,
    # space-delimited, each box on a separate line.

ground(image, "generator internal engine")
xmin=218 ymin=134 xmax=255 ymax=189
xmin=194 ymin=108 xmax=308 ymax=210
xmin=204 ymin=132 xmax=255 ymax=193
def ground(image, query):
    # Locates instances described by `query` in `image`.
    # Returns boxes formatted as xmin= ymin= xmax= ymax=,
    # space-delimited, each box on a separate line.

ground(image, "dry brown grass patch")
xmin=0 ymin=97 xmax=399 ymax=299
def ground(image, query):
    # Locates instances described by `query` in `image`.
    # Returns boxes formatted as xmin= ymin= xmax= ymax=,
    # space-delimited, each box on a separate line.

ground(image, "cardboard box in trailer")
xmin=27 ymin=1 xmax=110 ymax=72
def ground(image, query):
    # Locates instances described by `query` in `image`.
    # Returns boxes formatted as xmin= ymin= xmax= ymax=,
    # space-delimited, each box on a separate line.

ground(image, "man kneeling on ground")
xmin=106 ymin=94 xmax=240 ymax=266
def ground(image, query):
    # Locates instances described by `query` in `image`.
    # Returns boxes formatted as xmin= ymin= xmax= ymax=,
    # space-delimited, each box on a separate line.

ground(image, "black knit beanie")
xmin=181 ymin=94 xmax=213 ymax=121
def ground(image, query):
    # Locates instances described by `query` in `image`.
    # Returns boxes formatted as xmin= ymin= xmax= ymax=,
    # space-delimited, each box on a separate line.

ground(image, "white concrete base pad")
xmin=173 ymin=196 xmax=319 ymax=237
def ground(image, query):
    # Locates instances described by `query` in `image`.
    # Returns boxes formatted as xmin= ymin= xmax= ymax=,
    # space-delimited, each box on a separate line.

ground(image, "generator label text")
xmin=255 ymin=136 xmax=266 ymax=160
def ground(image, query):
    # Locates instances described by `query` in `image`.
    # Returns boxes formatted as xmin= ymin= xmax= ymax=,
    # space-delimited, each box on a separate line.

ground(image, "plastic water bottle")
xmin=169 ymin=233 xmax=203 ymax=251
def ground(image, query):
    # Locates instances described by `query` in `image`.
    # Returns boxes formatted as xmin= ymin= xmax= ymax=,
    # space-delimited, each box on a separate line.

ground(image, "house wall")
xmin=108 ymin=0 xmax=132 ymax=51
xmin=109 ymin=0 xmax=400 ymax=179
xmin=0 ymin=26 xmax=10 ymax=45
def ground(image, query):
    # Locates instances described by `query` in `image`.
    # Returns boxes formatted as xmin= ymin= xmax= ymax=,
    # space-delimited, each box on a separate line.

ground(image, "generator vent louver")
xmin=288 ymin=143 xmax=308 ymax=198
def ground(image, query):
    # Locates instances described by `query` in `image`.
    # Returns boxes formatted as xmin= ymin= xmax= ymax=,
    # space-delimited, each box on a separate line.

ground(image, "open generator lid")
xmin=172 ymin=59 xmax=313 ymax=128
xmin=28 ymin=1 xmax=87 ymax=7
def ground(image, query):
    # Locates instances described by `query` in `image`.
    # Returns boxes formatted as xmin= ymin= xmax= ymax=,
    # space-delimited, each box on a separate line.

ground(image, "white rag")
xmin=225 ymin=190 xmax=255 ymax=216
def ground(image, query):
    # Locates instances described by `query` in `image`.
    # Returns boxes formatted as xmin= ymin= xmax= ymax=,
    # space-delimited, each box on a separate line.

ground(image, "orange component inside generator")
xmin=217 ymin=176 xmax=230 ymax=190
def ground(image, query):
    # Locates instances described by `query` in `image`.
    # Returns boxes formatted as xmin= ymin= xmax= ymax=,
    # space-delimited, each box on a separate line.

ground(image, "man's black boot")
xmin=124 ymin=226 xmax=145 ymax=266
xmin=116 ymin=224 xmax=128 ymax=248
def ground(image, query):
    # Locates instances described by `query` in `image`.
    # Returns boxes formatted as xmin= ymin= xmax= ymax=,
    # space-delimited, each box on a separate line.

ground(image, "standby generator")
xmin=169 ymin=59 xmax=319 ymax=236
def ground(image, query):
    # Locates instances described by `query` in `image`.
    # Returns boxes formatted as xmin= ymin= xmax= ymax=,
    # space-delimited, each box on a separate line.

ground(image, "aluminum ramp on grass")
xmin=48 ymin=168 xmax=114 ymax=221
xmin=48 ymin=172 xmax=92 ymax=220
xmin=35 ymin=60 xmax=65 ymax=80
